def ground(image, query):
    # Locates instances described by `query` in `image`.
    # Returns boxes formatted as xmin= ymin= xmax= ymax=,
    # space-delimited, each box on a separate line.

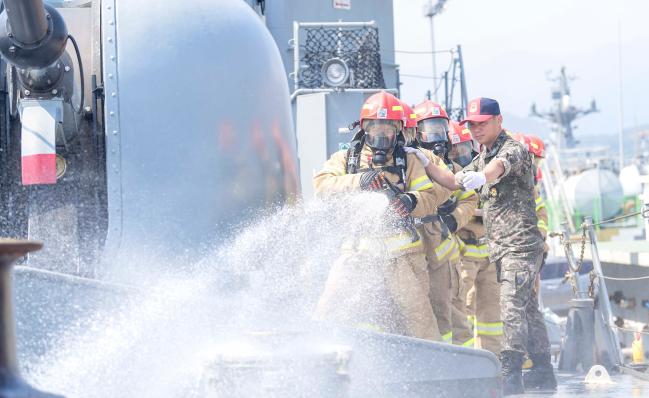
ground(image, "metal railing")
xmin=552 ymin=210 xmax=649 ymax=370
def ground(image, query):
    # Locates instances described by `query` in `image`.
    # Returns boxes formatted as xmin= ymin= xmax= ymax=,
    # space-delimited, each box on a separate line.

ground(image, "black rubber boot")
xmin=523 ymin=352 xmax=557 ymax=391
xmin=501 ymin=350 xmax=524 ymax=396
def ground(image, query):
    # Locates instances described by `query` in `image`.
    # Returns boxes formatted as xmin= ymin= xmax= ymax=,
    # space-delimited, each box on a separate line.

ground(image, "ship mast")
xmin=530 ymin=66 xmax=598 ymax=151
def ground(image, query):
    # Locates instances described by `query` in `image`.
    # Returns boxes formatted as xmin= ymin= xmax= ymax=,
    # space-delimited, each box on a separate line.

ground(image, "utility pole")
xmin=428 ymin=16 xmax=437 ymax=101
xmin=424 ymin=0 xmax=448 ymax=102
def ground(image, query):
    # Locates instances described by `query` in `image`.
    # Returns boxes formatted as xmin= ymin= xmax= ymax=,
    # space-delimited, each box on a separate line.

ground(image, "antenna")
xmin=530 ymin=67 xmax=598 ymax=150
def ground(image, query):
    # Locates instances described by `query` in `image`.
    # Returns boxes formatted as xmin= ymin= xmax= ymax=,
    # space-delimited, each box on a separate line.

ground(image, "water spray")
xmin=0 ymin=239 xmax=63 ymax=398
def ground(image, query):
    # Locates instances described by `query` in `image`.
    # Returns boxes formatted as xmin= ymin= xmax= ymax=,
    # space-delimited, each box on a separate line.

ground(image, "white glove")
xmin=403 ymin=146 xmax=430 ymax=167
xmin=461 ymin=171 xmax=487 ymax=190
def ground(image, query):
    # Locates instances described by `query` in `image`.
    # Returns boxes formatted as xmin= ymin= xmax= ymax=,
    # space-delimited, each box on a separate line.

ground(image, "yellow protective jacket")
xmin=535 ymin=186 xmax=549 ymax=253
xmin=416 ymin=152 xmax=478 ymax=265
xmin=457 ymin=206 xmax=490 ymax=261
xmin=314 ymin=145 xmax=451 ymax=254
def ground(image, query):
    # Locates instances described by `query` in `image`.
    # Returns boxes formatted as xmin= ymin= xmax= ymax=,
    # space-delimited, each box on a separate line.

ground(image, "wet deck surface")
xmin=520 ymin=371 xmax=649 ymax=397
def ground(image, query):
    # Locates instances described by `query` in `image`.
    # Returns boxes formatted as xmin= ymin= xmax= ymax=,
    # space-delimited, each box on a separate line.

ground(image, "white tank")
xmin=619 ymin=164 xmax=642 ymax=196
xmin=564 ymin=169 xmax=624 ymax=220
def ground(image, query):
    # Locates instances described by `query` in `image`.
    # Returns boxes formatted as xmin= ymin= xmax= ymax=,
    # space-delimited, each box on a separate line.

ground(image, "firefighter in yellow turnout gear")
xmin=450 ymin=124 xmax=504 ymax=354
xmin=459 ymin=206 xmax=503 ymax=354
xmin=528 ymin=135 xmax=549 ymax=258
xmin=415 ymin=150 xmax=477 ymax=344
xmin=446 ymin=122 xmax=481 ymax=347
xmin=536 ymin=190 xmax=548 ymax=245
xmin=313 ymin=92 xmax=451 ymax=341
xmin=405 ymin=101 xmax=478 ymax=344
xmin=448 ymin=184 xmax=478 ymax=346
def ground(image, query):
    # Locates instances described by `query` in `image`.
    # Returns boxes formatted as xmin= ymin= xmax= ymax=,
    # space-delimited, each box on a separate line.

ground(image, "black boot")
xmin=501 ymin=350 xmax=524 ymax=396
xmin=523 ymin=352 xmax=557 ymax=391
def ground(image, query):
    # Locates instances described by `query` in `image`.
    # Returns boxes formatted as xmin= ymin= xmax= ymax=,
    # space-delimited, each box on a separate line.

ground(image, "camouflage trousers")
xmin=496 ymin=249 xmax=550 ymax=355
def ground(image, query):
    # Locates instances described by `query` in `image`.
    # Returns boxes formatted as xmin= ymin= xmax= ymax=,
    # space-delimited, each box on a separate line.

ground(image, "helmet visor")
xmin=417 ymin=118 xmax=449 ymax=143
xmin=450 ymin=141 xmax=474 ymax=167
xmin=363 ymin=120 xmax=399 ymax=150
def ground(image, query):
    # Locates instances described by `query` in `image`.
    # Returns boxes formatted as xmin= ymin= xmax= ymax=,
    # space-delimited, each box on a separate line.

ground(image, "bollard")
xmin=558 ymin=222 xmax=595 ymax=371
xmin=0 ymin=239 xmax=64 ymax=398
xmin=584 ymin=217 xmax=623 ymax=367
xmin=557 ymin=221 xmax=621 ymax=372
xmin=558 ymin=298 xmax=595 ymax=371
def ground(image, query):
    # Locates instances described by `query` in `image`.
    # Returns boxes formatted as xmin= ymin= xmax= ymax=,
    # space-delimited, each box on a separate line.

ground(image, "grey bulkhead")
xmin=262 ymin=0 xmax=398 ymax=198
xmin=101 ymin=0 xmax=299 ymax=272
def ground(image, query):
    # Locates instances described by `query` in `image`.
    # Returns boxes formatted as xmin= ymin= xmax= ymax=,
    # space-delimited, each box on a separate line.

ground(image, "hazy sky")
xmin=393 ymin=0 xmax=649 ymax=140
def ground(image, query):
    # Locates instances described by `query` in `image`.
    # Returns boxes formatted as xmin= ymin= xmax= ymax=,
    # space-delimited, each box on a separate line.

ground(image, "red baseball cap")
xmin=460 ymin=97 xmax=501 ymax=125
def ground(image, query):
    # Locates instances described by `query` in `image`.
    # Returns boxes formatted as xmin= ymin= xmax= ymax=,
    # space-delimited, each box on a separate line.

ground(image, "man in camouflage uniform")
xmin=523 ymin=134 xmax=553 ymax=381
xmin=454 ymin=98 xmax=556 ymax=395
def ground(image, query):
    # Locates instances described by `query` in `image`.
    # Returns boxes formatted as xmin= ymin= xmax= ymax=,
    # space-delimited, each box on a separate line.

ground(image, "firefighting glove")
xmin=359 ymin=170 xmax=386 ymax=191
xmin=403 ymin=146 xmax=430 ymax=167
xmin=461 ymin=171 xmax=487 ymax=190
xmin=437 ymin=198 xmax=457 ymax=215
xmin=440 ymin=214 xmax=458 ymax=233
xmin=390 ymin=193 xmax=417 ymax=218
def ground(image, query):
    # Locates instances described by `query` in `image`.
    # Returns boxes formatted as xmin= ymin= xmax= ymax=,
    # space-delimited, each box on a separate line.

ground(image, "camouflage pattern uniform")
xmin=464 ymin=131 xmax=550 ymax=355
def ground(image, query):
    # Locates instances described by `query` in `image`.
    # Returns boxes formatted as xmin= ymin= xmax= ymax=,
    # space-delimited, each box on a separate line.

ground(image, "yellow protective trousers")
xmin=314 ymin=250 xmax=441 ymax=341
xmin=462 ymin=256 xmax=503 ymax=355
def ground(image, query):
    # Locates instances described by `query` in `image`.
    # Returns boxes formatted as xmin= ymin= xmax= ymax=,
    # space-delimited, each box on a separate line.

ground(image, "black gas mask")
xmin=424 ymin=141 xmax=449 ymax=157
xmin=363 ymin=120 xmax=399 ymax=166
xmin=449 ymin=141 xmax=476 ymax=167
xmin=417 ymin=118 xmax=450 ymax=161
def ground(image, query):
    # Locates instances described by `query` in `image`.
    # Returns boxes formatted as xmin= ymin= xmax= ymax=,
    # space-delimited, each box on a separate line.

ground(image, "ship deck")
xmin=591 ymin=240 xmax=649 ymax=267
xmin=521 ymin=370 xmax=649 ymax=397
